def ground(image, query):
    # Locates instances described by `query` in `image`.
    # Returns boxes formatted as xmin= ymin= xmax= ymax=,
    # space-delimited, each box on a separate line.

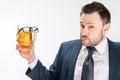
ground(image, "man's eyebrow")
xmin=80 ymin=21 xmax=82 ymax=23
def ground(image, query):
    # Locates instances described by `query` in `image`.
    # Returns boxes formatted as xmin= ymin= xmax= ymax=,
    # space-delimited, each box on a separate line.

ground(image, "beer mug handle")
xmin=32 ymin=27 xmax=39 ymax=43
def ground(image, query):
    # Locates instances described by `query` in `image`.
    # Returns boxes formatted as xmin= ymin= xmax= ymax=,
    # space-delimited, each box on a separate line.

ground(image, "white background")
xmin=0 ymin=0 xmax=120 ymax=80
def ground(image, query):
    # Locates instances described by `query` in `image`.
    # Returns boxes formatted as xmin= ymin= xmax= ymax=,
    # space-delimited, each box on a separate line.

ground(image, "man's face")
xmin=80 ymin=12 xmax=110 ymax=47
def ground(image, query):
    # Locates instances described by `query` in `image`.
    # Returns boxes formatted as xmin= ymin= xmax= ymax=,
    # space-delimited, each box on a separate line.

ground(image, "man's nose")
xmin=81 ymin=28 xmax=89 ymax=35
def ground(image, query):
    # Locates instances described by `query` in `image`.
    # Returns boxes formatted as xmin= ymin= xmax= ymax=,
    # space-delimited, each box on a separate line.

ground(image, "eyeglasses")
xmin=17 ymin=26 xmax=39 ymax=34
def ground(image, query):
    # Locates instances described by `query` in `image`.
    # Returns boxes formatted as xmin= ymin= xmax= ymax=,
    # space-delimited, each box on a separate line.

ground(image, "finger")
xmin=16 ymin=44 xmax=19 ymax=51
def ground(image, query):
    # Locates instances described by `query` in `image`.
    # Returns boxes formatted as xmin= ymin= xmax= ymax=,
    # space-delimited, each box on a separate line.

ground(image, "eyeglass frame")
xmin=17 ymin=26 xmax=39 ymax=35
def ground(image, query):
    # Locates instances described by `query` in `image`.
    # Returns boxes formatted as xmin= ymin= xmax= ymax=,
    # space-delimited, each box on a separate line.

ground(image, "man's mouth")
xmin=82 ymin=36 xmax=88 ymax=41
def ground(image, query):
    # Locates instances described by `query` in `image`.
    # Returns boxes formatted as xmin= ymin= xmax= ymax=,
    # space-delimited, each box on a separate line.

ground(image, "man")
xmin=16 ymin=1 xmax=120 ymax=80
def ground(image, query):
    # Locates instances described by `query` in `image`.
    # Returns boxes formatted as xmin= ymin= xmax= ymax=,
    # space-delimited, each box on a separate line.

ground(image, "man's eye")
xmin=88 ymin=26 xmax=94 ymax=29
xmin=81 ymin=24 xmax=85 ymax=29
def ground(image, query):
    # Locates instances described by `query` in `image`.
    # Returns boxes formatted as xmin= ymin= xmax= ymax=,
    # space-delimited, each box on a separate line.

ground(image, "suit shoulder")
xmin=108 ymin=39 xmax=120 ymax=48
xmin=114 ymin=42 xmax=120 ymax=47
xmin=61 ymin=39 xmax=81 ymax=46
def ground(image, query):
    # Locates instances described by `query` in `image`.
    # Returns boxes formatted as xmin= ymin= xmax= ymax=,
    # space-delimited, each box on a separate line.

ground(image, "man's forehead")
xmin=80 ymin=12 xmax=102 ymax=24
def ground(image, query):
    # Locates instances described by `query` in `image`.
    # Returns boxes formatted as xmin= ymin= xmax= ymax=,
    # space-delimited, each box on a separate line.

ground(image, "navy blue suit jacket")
xmin=26 ymin=39 xmax=120 ymax=80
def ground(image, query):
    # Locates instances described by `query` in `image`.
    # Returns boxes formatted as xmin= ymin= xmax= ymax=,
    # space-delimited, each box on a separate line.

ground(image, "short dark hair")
xmin=80 ymin=1 xmax=111 ymax=24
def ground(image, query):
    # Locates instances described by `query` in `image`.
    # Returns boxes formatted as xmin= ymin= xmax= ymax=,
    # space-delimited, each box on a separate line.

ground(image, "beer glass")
xmin=17 ymin=26 xmax=39 ymax=49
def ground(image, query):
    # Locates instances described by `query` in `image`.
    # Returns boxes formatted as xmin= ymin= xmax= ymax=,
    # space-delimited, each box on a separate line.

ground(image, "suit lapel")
xmin=108 ymin=39 xmax=118 ymax=80
xmin=67 ymin=40 xmax=82 ymax=80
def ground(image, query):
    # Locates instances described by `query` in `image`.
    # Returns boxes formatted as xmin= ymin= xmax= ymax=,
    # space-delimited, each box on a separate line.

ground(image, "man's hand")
xmin=16 ymin=44 xmax=36 ymax=64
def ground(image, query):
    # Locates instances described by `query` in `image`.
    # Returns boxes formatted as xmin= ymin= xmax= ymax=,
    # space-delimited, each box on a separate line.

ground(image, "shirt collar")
xmin=81 ymin=37 xmax=108 ymax=55
xmin=95 ymin=37 xmax=108 ymax=55
xmin=81 ymin=45 xmax=86 ymax=51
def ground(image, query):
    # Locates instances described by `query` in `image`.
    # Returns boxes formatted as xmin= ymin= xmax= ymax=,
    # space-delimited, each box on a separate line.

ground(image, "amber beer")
xmin=17 ymin=30 xmax=32 ymax=48
xmin=17 ymin=26 xmax=39 ymax=49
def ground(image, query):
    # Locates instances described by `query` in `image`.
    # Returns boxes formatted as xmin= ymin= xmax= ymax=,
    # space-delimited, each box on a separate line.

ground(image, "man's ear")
xmin=103 ymin=23 xmax=110 ymax=32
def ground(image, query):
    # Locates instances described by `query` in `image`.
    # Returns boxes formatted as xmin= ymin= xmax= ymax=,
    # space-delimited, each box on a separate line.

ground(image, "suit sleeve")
xmin=25 ymin=43 xmax=63 ymax=80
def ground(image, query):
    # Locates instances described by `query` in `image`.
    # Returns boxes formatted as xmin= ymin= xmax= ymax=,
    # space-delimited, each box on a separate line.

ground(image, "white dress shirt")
xmin=74 ymin=38 xmax=109 ymax=80
xmin=29 ymin=38 xmax=109 ymax=80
